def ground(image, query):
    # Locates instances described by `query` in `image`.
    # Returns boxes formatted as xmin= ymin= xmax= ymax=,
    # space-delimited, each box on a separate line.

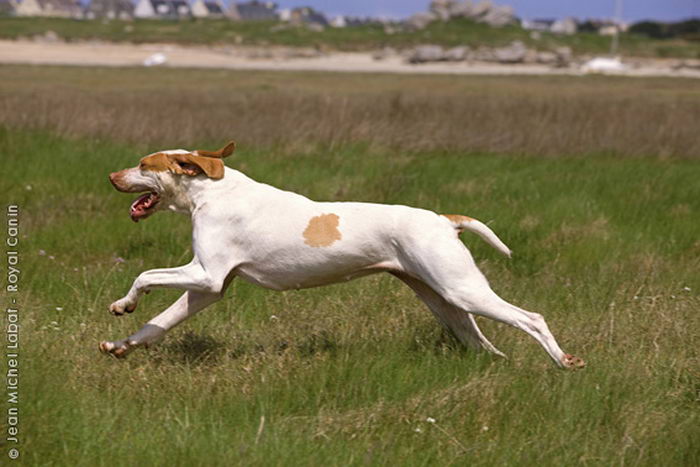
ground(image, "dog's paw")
xmin=109 ymin=297 xmax=137 ymax=316
xmin=562 ymin=353 xmax=586 ymax=370
xmin=99 ymin=340 xmax=130 ymax=359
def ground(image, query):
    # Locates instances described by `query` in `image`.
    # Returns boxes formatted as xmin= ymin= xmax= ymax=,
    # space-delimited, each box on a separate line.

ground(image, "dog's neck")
xmin=164 ymin=167 xmax=250 ymax=217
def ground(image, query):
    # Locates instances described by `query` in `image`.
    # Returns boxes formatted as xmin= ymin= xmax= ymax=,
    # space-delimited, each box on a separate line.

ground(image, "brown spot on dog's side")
xmin=303 ymin=214 xmax=342 ymax=247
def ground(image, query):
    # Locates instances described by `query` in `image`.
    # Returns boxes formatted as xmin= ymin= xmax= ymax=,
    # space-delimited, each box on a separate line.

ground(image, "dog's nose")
xmin=109 ymin=172 xmax=122 ymax=189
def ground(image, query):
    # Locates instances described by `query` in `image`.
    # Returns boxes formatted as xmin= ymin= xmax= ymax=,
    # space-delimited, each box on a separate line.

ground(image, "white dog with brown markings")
xmin=102 ymin=141 xmax=585 ymax=369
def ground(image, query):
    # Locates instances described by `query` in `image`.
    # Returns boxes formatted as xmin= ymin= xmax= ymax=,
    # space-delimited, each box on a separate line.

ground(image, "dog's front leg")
xmin=109 ymin=261 xmax=220 ymax=315
xmin=100 ymin=290 xmax=222 ymax=358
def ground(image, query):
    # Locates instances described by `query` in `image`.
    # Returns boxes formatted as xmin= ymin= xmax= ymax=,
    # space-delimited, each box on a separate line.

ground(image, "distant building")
xmin=133 ymin=0 xmax=192 ymax=19
xmin=191 ymin=0 xmax=225 ymax=18
xmin=522 ymin=17 xmax=578 ymax=35
xmin=521 ymin=18 xmax=556 ymax=32
xmin=85 ymin=0 xmax=134 ymax=20
xmin=289 ymin=6 xmax=327 ymax=27
xmin=276 ymin=7 xmax=289 ymax=21
xmin=579 ymin=19 xmax=629 ymax=36
xmin=329 ymin=15 xmax=377 ymax=28
xmin=551 ymin=17 xmax=578 ymax=35
xmin=599 ymin=23 xmax=629 ymax=36
xmin=15 ymin=0 xmax=82 ymax=17
xmin=345 ymin=16 xmax=378 ymax=27
xmin=229 ymin=1 xmax=277 ymax=21
xmin=329 ymin=15 xmax=346 ymax=28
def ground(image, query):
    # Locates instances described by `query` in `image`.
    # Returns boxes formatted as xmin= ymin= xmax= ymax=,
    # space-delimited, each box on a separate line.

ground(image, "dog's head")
xmin=109 ymin=141 xmax=235 ymax=222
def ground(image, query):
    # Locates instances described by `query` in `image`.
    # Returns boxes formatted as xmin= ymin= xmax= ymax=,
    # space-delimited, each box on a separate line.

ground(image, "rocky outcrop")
xmin=493 ymin=40 xmax=527 ymax=63
xmin=405 ymin=12 xmax=437 ymax=31
xmin=444 ymin=46 xmax=471 ymax=62
xmin=404 ymin=42 xmax=574 ymax=67
xmin=406 ymin=1 xmax=518 ymax=30
xmin=479 ymin=3 xmax=516 ymax=27
xmin=408 ymin=45 xmax=446 ymax=63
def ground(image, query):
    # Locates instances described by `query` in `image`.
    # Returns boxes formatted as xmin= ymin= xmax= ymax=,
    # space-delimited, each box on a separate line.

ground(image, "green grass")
xmin=1 ymin=16 xmax=699 ymax=58
xmin=1 ymin=66 xmax=699 ymax=465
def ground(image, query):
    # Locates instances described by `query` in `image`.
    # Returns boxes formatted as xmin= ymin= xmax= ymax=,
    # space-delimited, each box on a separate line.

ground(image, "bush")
xmin=630 ymin=18 xmax=700 ymax=40
xmin=629 ymin=20 xmax=670 ymax=39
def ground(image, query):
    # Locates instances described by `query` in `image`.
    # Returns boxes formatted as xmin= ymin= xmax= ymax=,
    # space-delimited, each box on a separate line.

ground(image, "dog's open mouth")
xmin=130 ymin=192 xmax=160 ymax=222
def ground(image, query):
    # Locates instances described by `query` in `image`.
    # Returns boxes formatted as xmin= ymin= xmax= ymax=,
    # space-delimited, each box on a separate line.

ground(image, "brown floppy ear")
xmin=194 ymin=141 xmax=235 ymax=159
xmin=168 ymin=153 xmax=225 ymax=179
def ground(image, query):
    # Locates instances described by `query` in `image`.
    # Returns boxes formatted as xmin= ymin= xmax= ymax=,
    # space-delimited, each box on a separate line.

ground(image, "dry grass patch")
xmin=2 ymin=66 xmax=700 ymax=158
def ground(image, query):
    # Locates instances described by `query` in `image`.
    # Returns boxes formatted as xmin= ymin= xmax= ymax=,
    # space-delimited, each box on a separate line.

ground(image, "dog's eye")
xmin=178 ymin=162 xmax=198 ymax=170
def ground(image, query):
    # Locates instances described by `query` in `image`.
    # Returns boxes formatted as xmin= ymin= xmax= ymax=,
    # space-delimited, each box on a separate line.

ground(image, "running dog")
xmin=101 ymin=142 xmax=584 ymax=369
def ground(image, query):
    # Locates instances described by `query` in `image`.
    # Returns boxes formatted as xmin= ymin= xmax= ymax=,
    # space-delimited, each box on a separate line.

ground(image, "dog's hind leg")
xmin=390 ymin=272 xmax=505 ymax=357
xmin=99 ymin=290 xmax=222 ymax=358
xmin=397 ymin=232 xmax=583 ymax=369
xmin=440 ymin=288 xmax=584 ymax=369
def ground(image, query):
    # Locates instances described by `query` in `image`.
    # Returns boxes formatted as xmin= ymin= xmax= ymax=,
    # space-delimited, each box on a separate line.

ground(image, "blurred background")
xmin=1 ymin=0 xmax=699 ymax=71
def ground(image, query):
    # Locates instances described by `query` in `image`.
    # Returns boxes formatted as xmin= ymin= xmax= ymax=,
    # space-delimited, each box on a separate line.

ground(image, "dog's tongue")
xmin=130 ymin=193 xmax=154 ymax=222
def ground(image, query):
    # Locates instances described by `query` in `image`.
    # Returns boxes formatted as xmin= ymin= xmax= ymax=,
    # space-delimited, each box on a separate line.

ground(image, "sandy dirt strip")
xmin=1 ymin=39 xmax=699 ymax=78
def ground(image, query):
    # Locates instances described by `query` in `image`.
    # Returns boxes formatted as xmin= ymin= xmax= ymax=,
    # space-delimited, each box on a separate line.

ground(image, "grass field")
xmin=1 ymin=17 xmax=699 ymax=58
xmin=1 ymin=65 xmax=699 ymax=465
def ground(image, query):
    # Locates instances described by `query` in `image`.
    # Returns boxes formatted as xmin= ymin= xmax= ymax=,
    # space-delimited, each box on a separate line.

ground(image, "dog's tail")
xmin=442 ymin=214 xmax=512 ymax=258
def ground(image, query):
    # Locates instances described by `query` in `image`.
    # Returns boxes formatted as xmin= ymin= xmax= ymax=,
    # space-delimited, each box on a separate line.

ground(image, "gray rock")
xmin=408 ymin=45 xmax=446 ymax=63
xmin=674 ymin=59 xmax=700 ymax=70
xmin=429 ymin=0 xmax=455 ymax=21
xmin=280 ymin=48 xmax=324 ymax=59
xmin=448 ymin=0 xmax=474 ymax=18
xmin=372 ymin=47 xmax=397 ymax=61
xmin=405 ymin=12 xmax=436 ymax=30
xmin=471 ymin=0 xmax=492 ymax=18
xmin=536 ymin=51 xmax=558 ymax=64
xmin=408 ymin=0 xmax=516 ymax=27
xmin=479 ymin=5 xmax=515 ymax=27
xmin=524 ymin=48 xmax=539 ymax=64
xmin=472 ymin=46 xmax=496 ymax=62
xmin=554 ymin=46 xmax=573 ymax=67
xmin=444 ymin=46 xmax=471 ymax=61
xmin=493 ymin=40 xmax=527 ymax=63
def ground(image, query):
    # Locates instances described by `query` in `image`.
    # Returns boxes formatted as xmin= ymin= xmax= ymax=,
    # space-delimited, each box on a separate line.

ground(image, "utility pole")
xmin=610 ymin=0 xmax=623 ymax=55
